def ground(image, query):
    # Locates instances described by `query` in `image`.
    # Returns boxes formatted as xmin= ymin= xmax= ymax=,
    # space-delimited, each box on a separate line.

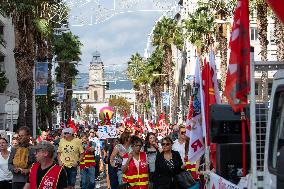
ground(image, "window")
xmin=268 ymin=88 xmax=284 ymax=173
xmin=268 ymin=82 xmax=273 ymax=96
xmin=94 ymin=91 xmax=98 ymax=101
xmin=250 ymin=27 xmax=258 ymax=41
xmin=255 ymin=82 xmax=259 ymax=95
xmin=0 ymin=55 xmax=4 ymax=72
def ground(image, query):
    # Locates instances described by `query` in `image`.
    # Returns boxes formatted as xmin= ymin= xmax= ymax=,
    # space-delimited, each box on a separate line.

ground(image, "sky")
xmin=66 ymin=0 xmax=177 ymax=73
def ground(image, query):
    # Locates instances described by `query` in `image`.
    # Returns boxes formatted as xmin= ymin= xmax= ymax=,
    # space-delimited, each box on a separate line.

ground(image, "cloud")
xmin=69 ymin=2 xmax=167 ymax=73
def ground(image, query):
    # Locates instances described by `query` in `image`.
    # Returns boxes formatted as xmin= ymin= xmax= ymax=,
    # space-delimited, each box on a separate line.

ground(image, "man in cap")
xmin=58 ymin=128 xmax=84 ymax=189
xmin=23 ymin=141 xmax=68 ymax=189
xmin=88 ymin=129 xmax=101 ymax=181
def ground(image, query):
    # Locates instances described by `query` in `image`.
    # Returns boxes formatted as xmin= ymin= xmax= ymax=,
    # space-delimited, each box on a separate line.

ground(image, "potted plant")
xmin=0 ymin=71 xmax=9 ymax=93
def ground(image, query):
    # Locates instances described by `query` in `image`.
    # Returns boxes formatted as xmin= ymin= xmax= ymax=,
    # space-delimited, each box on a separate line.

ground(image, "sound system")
xmin=210 ymin=104 xmax=250 ymax=143
xmin=209 ymin=104 xmax=268 ymax=184
xmin=216 ymin=143 xmax=251 ymax=184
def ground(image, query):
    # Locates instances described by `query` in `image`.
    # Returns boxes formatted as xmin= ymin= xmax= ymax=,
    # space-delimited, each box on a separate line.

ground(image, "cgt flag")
xmin=224 ymin=0 xmax=250 ymax=112
xmin=186 ymin=58 xmax=205 ymax=163
xmin=267 ymin=0 xmax=284 ymax=23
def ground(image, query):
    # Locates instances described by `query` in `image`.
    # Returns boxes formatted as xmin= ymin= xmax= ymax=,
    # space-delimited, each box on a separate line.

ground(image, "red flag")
xmin=105 ymin=112 xmax=111 ymax=125
xmin=224 ymin=0 xmax=250 ymax=112
xmin=267 ymin=0 xmax=284 ymax=23
xmin=137 ymin=116 xmax=143 ymax=127
xmin=129 ymin=115 xmax=135 ymax=128
xmin=68 ymin=118 xmax=77 ymax=133
xmin=224 ymin=0 xmax=250 ymax=176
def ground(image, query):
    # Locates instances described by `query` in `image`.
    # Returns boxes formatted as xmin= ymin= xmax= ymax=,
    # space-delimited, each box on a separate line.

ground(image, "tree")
xmin=53 ymin=32 xmax=82 ymax=120
xmin=109 ymin=96 xmax=131 ymax=116
xmin=274 ymin=15 xmax=284 ymax=60
xmin=152 ymin=17 xmax=183 ymax=89
xmin=255 ymin=0 xmax=269 ymax=101
xmin=0 ymin=0 xmax=64 ymax=131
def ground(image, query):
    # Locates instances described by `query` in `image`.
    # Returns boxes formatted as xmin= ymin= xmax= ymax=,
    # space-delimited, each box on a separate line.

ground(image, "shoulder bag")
xmin=175 ymin=171 xmax=196 ymax=189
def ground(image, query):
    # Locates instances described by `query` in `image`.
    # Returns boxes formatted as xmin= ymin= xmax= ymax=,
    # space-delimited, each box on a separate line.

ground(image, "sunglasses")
xmin=162 ymin=143 xmax=171 ymax=146
xmin=64 ymin=132 xmax=71 ymax=135
xmin=180 ymin=131 xmax=186 ymax=135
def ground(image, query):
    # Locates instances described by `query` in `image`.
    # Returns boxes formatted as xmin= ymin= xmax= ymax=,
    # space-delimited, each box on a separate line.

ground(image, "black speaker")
xmin=210 ymin=104 xmax=250 ymax=143
xmin=216 ymin=143 xmax=251 ymax=184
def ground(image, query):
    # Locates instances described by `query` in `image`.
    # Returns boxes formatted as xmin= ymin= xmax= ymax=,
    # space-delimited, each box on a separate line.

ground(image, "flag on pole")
xmin=186 ymin=58 xmax=205 ymax=162
xmin=224 ymin=0 xmax=250 ymax=112
xmin=209 ymin=49 xmax=221 ymax=104
xmin=267 ymin=0 xmax=284 ymax=23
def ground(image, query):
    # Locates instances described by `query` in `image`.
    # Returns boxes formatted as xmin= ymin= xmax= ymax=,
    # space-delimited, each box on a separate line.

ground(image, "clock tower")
xmin=88 ymin=51 xmax=105 ymax=102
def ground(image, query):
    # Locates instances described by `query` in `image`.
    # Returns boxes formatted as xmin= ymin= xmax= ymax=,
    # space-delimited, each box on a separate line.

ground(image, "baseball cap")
xmin=89 ymin=129 xmax=95 ymax=133
xmin=62 ymin=128 xmax=74 ymax=134
xmin=31 ymin=141 xmax=54 ymax=153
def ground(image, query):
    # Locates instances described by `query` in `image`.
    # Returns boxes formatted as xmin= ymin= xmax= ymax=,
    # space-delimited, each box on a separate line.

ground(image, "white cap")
xmin=62 ymin=128 xmax=74 ymax=134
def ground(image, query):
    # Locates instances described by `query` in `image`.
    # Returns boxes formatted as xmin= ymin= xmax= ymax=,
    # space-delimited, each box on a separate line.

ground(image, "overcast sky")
xmin=66 ymin=0 xmax=177 ymax=73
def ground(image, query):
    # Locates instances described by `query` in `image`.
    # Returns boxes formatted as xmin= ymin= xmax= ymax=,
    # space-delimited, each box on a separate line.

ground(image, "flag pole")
xmin=197 ymin=57 xmax=210 ymax=171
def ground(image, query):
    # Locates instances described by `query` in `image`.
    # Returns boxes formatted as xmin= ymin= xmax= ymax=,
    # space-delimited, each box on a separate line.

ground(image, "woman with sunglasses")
xmin=145 ymin=132 xmax=160 ymax=189
xmin=154 ymin=136 xmax=183 ymax=189
xmin=122 ymin=136 xmax=149 ymax=189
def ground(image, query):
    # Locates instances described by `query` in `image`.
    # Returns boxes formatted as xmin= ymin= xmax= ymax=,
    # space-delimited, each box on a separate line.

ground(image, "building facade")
xmin=0 ymin=15 xmax=19 ymax=131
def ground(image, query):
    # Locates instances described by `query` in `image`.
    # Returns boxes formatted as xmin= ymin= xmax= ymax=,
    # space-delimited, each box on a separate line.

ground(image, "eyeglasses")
xmin=180 ymin=131 xmax=186 ymax=135
xmin=161 ymin=143 xmax=171 ymax=146
xmin=134 ymin=144 xmax=142 ymax=148
xmin=64 ymin=132 xmax=70 ymax=135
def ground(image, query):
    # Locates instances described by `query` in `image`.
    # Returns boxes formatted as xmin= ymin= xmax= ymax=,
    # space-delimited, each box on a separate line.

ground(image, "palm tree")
xmin=255 ymin=0 xmax=269 ymax=101
xmin=127 ymin=53 xmax=143 ymax=115
xmin=274 ymin=15 xmax=284 ymax=60
xmin=152 ymin=17 xmax=183 ymax=89
xmin=53 ymin=32 xmax=82 ymax=120
xmin=0 ymin=0 xmax=54 ymax=130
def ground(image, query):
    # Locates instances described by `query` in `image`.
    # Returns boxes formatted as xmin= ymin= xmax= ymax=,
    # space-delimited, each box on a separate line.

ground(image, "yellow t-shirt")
xmin=58 ymin=138 xmax=84 ymax=168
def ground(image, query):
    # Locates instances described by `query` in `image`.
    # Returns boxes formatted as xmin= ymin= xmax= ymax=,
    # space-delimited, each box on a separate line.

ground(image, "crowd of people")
xmin=0 ymin=124 xmax=206 ymax=189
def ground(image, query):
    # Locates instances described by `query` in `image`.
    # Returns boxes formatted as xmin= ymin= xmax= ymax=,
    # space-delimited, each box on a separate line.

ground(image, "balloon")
xmin=100 ymin=106 xmax=114 ymax=120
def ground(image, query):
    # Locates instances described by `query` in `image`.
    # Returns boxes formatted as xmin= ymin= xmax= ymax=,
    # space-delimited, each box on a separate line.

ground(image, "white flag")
xmin=209 ymin=48 xmax=221 ymax=104
xmin=186 ymin=58 xmax=205 ymax=162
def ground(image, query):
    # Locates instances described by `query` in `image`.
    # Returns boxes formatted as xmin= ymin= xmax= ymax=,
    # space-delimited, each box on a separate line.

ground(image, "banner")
xmin=162 ymin=92 xmax=170 ymax=107
xmin=97 ymin=125 xmax=117 ymax=139
xmin=207 ymin=172 xmax=240 ymax=189
xmin=35 ymin=62 xmax=48 ymax=95
xmin=55 ymin=83 xmax=64 ymax=102
xmin=186 ymin=58 xmax=205 ymax=162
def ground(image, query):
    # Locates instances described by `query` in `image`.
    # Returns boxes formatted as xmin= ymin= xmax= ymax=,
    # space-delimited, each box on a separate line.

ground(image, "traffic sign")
xmin=5 ymin=100 xmax=19 ymax=115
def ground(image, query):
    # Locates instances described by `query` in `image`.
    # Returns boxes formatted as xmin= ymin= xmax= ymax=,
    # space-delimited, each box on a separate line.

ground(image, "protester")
xmin=172 ymin=125 xmax=186 ymax=163
xmin=106 ymin=138 xmax=120 ymax=189
xmin=8 ymin=126 xmax=36 ymax=189
xmin=145 ymin=132 xmax=160 ymax=189
xmin=23 ymin=141 xmax=68 ymax=189
xmin=11 ymin=137 xmax=19 ymax=148
xmin=88 ymin=129 xmax=101 ymax=180
xmin=57 ymin=128 xmax=84 ymax=189
xmin=154 ymin=136 xmax=183 ymax=189
xmin=80 ymin=132 xmax=96 ymax=189
xmin=36 ymin=130 xmax=48 ymax=143
xmin=110 ymin=132 xmax=132 ymax=184
xmin=122 ymin=136 xmax=149 ymax=189
xmin=0 ymin=137 xmax=13 ymax=188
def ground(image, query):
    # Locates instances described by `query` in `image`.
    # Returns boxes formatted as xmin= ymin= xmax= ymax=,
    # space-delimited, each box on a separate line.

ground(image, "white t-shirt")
xmin=89 ymin=136 xmax=100 ymax=156
xmin=0 ymin=152 xmax=12 ymax=181
xmin=172 ymin=139 xmax=185 ymax=163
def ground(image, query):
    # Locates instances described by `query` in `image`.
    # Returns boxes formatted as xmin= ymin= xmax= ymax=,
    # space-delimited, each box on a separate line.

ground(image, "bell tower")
xmin=88 ymin=51 xmax=105 ymax=102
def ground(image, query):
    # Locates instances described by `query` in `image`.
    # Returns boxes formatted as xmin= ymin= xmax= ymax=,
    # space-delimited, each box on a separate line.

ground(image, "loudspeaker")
xmin=216 ymin=143 xmax=251 ymax=184
xmin=210 ymin=104 xmax=250 ymax=143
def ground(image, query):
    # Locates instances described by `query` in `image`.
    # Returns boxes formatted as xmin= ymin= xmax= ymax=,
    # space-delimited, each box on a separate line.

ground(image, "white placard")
xmin=207 ymin=172 xmax=240 ymax=189
xmin=97 ymin=125 xmax=117 ymax=139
